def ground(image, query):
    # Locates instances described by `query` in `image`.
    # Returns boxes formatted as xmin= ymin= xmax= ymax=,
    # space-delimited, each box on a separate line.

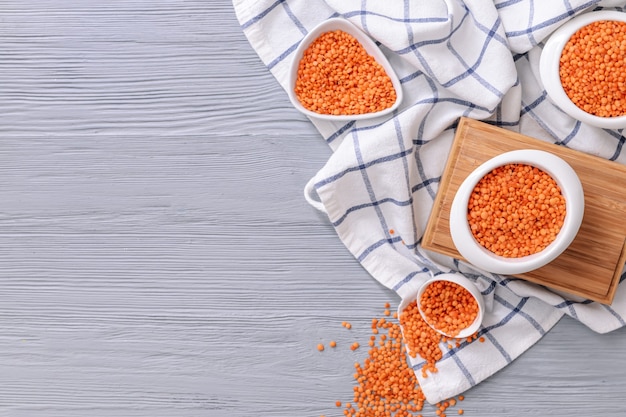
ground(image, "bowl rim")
xmin=539 ymin=10 xmax=626 ymax=129
xmin=286 ymin=17 xmax=403 ymax=121
xmin=416 ymin=273 xmax=485 ymax=339
xmin=449 ymin=149 xmax=585 ymax=275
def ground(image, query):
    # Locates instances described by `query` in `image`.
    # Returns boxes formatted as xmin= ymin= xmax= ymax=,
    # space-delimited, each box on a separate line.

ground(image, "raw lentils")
xmin=318 ymin=301 xmax=482 ymax=416
xmin=467 ymin=163 xmax=566 ymax=258
xmin=419 ymin=281 xmax=479 ymax=338
xmin=559 ymin=20 xmax=626 ymax=118
xmin=295 ymin=30 xmax=397 ymax=115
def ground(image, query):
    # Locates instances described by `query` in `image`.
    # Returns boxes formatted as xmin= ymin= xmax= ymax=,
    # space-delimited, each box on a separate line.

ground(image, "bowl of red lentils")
xmin=539 ymin=10 xmax=626 ymax=129
xmin=416 ymin=273 xmax=485 ymax=339
xmin=449 ymin=149 xmax=585 ymax=275
xmin=287 ymin=18 xmax=403 ymax=121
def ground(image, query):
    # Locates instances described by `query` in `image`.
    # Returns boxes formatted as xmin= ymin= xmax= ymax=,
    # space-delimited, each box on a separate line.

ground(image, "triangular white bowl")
xmin=287 ymin=17 xmax=403 ymax=122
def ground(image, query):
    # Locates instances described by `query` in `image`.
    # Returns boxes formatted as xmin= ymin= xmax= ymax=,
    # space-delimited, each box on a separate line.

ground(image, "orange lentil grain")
xmin=467 ymin=163 xmax=566 ymax=257
xmin=559 ymin=20 xmax=626 ymax=118
xmin=419 ymin=280 xmax=479 ymax=337
xmin=330 ymin=340 xmax=337 ymax=348
xmin=294 ymin=30 xmax=397 ymax=116
xmin=317 ymin=343 xmax=325 ymax=352
xmin=340 ymin=302 xmax=428 ymax=415
xmin=329 ymin=302 xmax=474 ymax=416
xmin=458 ymin=409 xmax=464 ymax=415
xmin=399 ymin=300 xmax=443 ymax=375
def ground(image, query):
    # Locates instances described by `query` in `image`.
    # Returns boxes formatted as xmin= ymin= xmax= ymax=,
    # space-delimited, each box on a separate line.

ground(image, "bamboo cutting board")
xmin=422 ymin=117 xmax=626 ymax=304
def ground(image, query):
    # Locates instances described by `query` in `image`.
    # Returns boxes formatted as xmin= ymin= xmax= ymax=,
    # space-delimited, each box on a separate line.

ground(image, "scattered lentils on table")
xmin=318 ymin=300 xmax=482 ymax=416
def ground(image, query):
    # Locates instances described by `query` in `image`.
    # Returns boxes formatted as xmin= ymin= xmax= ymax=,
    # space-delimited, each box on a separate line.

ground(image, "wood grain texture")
xmin=423 ymin=118 xmax=626 ymax=304
xmin=1 ymin=1 xmax=626 ymax=416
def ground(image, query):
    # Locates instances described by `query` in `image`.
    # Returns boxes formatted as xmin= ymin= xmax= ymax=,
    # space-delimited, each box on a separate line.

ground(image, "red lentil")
xmin=399 ymin=300 xmax=443 ymax=377
xmin=559 ymin=20 xmax=626 ymax=118
xmin=349 ymin=306 xmax=426 ymax=416
xmin=317 ymin=343 xmax=325 ymax=352
xmin=419 ymin=281 xmax=479 ymax=338
xmin=325 ymin=302 xmax=475 ymax=416
xmin=294 ymin=30 xmax=397 ymax=116
xmin=467 ymin=163 xmax=566 ymax=257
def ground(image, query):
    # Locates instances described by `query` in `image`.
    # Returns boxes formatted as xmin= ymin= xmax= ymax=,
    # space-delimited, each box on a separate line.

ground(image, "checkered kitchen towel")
xmin=234 ymin=0 xmax=626 ymax=403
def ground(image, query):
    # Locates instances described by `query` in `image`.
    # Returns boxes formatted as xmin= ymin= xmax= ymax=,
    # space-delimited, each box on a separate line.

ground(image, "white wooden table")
xmin=1 ymin=1 xmax=626 ymax=416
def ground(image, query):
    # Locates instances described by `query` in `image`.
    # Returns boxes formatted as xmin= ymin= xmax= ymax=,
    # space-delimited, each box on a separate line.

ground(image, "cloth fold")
xmin=234 ymin=0 xmax=626 ymax=403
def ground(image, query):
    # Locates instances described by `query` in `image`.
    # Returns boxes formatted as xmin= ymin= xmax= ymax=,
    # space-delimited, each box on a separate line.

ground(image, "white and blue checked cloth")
xmin=234 ymin=0 xmax=626 ymax=403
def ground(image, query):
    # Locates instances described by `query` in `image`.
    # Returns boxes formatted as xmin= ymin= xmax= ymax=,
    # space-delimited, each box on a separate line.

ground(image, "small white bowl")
xmin=449 ymin=149 xmax=584 ymax=275
xmin=287 ymin=17 xmax=403 ymax=121
xmin=416 ymin=274 xmax=485 ymax=339
xmin=539 ymin=10 xmax=626 ymax=129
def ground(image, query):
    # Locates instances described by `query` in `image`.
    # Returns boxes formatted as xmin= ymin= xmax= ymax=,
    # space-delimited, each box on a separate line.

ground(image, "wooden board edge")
xmin=422 ymin=118 xmax=469 ymax=249
xmin=604 ymin=237 xmax=626 ymax=305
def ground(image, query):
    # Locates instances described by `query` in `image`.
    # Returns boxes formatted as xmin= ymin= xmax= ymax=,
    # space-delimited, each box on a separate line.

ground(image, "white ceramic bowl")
xmin=287 ymin=17 xmax=403 ymax=121
xmin=449 ymin=149 xmax=585 ymax=275
xmin=416 ymin=274 xmax=485 ymax=339
xmin=539 ymin=10 xmax=626 ymax=129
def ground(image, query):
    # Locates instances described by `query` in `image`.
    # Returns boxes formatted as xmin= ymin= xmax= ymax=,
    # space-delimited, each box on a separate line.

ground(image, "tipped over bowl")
xmin=416 ymin=274 xmax=485 ymax=339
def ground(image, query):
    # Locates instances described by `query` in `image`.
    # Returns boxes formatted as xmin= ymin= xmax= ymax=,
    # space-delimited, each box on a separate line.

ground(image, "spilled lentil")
xmin=319 ymin=301 xmax=482 ymax=416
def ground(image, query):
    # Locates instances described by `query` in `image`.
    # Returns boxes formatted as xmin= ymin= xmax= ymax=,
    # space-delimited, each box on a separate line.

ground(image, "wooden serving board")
xmin=422 ymin=117 xmax=626 ymax=304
